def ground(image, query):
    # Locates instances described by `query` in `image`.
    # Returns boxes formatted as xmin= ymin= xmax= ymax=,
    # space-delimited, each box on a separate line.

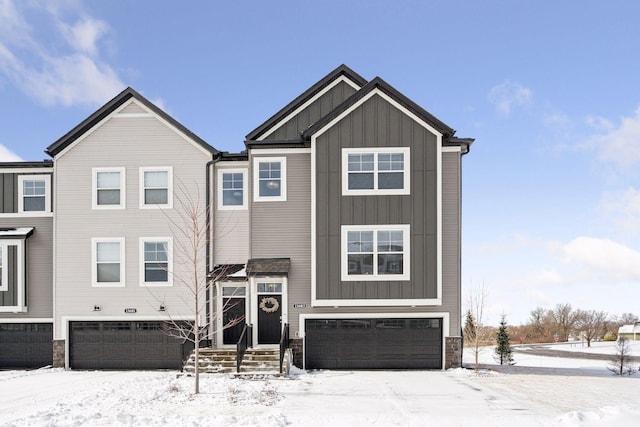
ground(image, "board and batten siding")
xmin=0 ymin=217 xmax=53 ymax=318
xmin=0 ymin=173 xmax=16 ymax=213
xmin=315 ymin=94 xmax=438 ymax=301
xmin=261 ymin=81 xmax=358 ymax=140
xmin=249 ymin=152 xmax=311 ymax=334
xmin=53 ymin=109 xmax=211 ymax=339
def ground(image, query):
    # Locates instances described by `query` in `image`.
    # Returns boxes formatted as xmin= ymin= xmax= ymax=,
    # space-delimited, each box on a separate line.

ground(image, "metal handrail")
xmin=236 ymin=323 xmax=253 ymax=373
xmin=279 ymin=323 xmax=290 ymax=374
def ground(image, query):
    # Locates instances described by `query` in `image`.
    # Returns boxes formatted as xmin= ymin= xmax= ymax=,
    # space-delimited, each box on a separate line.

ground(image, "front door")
xmin=257 ymin=294 xmax=282 ymax=344
xmin=222 ymin=297 xmax=246 ymax=345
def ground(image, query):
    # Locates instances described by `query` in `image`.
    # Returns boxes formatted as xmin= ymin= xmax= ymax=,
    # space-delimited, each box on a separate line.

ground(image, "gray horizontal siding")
xmin=263 ymin=81 xmax=358 ymax=140
xmin=250 ymin=153 xmax=311 ymax=334
xmin=442 ymin=152 xmax=461 ymax=335
xmin=0 ymin=217 xmax=53 ymax=318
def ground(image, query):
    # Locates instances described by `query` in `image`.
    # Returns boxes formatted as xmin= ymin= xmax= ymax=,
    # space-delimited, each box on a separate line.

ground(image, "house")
xmin=0 ymin=161 xmax=54 ymax=368
xmin=0 ymin=65 xmax=472 ymax=370
xmin=618 ymin=322 xmax=640 ymax=341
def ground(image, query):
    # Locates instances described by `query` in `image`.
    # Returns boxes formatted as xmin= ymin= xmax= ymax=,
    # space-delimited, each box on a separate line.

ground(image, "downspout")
xmin=205 ymin=153 xmax=223 ymax=343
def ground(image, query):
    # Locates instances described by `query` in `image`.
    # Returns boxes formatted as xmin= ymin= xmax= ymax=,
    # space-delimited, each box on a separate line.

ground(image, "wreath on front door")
xmin=259 ymin=297 xmax=279 ymax=313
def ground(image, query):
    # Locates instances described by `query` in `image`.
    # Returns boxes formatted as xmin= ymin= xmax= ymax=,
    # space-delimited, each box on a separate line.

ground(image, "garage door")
xmin=69 ymin=321 xmax=193 ymax=370
xmin=0 ymin=323 xmax=53 ymax=368
xmin=305 ymin=318 xmax=442 ymax=369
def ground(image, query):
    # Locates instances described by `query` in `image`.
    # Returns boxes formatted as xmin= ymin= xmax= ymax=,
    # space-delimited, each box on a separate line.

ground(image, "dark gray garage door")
xmin=305 ymin=318 xmax=442 ymax=369
xmin=69 ymin=321 xmax=193 ymax=370
xmin=0 ymin=323 xmax=53 ymax=368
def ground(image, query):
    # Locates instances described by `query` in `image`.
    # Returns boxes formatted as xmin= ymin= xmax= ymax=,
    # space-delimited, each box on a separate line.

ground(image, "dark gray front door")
xmin=223 ymin=297 xmax=245 ymax=345
xmin=257 ymin=294 xmax=281 ymax=344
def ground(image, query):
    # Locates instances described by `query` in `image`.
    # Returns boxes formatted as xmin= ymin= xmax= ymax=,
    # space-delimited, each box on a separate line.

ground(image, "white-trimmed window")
xmin=0 ymin=245 xmax=6 ymax=291
xmin=93 ymin=168 xmax=125 ymax=209
xmin=140 ymin=167 xmax=173 ymax=208
xmin=342 ymin=147 xmax=410 ymax=195
xmin=92 ymin=238 xmax=125 ymax=287
xmin=253 ymin=157 xmax=286 ymax=202
xmin=341 ymin=224 xmax=410 ymax=281
xmin=140 ymin=238 xmax=173 ymax=286
xmin=18 ymin=175 xmax=51 ymax=213
xmin=218 ymin=168 xmax=247 ymax=210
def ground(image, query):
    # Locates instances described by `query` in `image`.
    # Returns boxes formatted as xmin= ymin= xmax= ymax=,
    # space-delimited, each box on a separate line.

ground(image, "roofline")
xmin=0 ymin=160 xmax=53 ymax=169
xmin=302 ymin=77 xmax=456 ymax=139
xmin=245 ymin=139 xmax=309 ymax=149
xmin=445 ymin=137 xmax=475 ymax=155
xmin=245 ymin=64 xmax=368 ymax=141
xmin=45 ymin=87 xmax=218 ymax=157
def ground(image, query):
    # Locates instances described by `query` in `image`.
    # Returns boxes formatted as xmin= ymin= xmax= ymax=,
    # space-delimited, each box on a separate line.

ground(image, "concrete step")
xmin=182 ymin=347 xmax=282 ymax=375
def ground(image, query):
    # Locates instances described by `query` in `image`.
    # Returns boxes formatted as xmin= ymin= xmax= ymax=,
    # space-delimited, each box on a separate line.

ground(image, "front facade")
xmin=0 ymin=65 xmax=472 ymax=370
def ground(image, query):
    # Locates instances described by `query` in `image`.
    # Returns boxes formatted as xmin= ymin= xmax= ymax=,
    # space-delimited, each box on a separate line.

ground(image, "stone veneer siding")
xmin=445 ymin=336 xmax=462 ymax=369
xmin=53 ymin=340 xmax=65 ymax=368
xmin=289 ymin=338 xmax=303 ymax=368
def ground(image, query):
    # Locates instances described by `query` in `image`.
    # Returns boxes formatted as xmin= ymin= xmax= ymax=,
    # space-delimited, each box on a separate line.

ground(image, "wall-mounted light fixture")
xmin=93 ymin=305 xmax=101 ymax=311
xmin=159 ymin=304 xmax=166 ymax=312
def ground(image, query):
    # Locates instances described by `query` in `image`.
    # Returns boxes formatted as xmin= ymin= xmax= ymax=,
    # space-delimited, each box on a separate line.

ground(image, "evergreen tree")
xmin=495 ymin=314 xmax=514 ymax=365
xmin=463 ymin=309 xmax=476 ymax=344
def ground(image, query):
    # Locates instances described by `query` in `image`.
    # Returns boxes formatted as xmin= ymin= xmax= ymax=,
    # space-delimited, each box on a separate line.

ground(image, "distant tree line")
xmin=503 ymin=304 xmax=638 ymax=347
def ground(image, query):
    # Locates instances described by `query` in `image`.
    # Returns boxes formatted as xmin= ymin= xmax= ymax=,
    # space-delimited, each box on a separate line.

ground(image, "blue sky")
xmin=1 ymin=0 xmax=639 ymax=325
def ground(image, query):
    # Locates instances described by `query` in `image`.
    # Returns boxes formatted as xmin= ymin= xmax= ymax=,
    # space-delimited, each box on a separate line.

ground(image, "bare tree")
xmin=149 ymin=181 xmax=244 ymax=394
xmin=549 ymin=303 xmax=579 ymax=342
xmin=464 ymin=283 xmax=492 ymax=370
xmin=574 ymin=309 xmax=608 ymax=347
xmin=608 ymin=338 xmax=637 ymax=376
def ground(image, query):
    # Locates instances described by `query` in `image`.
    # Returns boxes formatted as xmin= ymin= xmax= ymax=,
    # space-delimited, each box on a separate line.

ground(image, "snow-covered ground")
xmin=0 ymin=341 xmax=637 ymax=426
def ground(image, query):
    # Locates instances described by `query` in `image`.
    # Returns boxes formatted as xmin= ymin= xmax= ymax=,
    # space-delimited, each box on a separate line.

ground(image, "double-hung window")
xmin=92 ymin=238 xmax=125 ymax=287
xmin=93 ymin=168 xmax=125 ymax=209
xmin=0 ymin=245 xmax=5 ymax=291
xmin=341 ymin=224 xmax=410 ymax=281
xmin=18 ymin=175 xmax=51 ymax=213
xmin=218 ymin=168 xmax=247 ymax=210
xmin=140 ymin=238 xmax=172 ymax=286
xmin=140 ymin=167 xmax=172 ymax=208
xmin=253 ymin=157 xmax=286 ymax=202
xmin=342 ymin=147 xmax=410 ymax=195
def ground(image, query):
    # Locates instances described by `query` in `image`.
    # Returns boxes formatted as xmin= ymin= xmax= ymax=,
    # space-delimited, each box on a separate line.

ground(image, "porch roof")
xmin=246 ymin=258 xmax=290 ymax=276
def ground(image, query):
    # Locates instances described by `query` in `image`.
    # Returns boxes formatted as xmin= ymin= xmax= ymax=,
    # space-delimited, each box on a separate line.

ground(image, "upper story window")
xmin=93 ymin=167 xmax=125 ymax=209
xmin=140 ymin=238 xmax=172 ymax=286
xmin=253 ymin=157 xmax=286 ymax=202
xmin=342 ymin=147 xmax=410 ymax=195
xmin=92 ymin=238 xmax=125 ymax=287
xmin=18 ymin=175 xmax=51 ymax=213
xmin=341 ymin=224 xmax=410 ymax=281
xmin=140 ymin=167 xmax=173 ymax=209
xmin=0 ymin=245 xmax=5 ymax=291
xmin=217 ymin=168 xmax=247 ymax=210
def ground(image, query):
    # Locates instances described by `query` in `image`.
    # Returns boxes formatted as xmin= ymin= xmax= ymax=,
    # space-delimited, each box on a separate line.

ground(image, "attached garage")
xmin=305 ymin=318 xmax=442 ymax=370
xmin=69 ymin=321 xmax=193 ymax=370
xmin=0 ymin=323 xmax=53 ymax=368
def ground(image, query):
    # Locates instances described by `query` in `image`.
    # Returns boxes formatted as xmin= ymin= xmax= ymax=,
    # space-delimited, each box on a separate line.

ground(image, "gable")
xmin=246 ymin=64 xmax=367 ymax=142
xmin=46 ymin=87 xmax=216 ymax=159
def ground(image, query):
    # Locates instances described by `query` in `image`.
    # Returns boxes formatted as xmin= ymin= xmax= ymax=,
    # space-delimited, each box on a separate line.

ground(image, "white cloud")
xmin=0 ymin=0 xmax=124 ymax=107
xmin=562 ymin=237 xmax=640 ymax=282
xmin=58 ymin=17 xmax=108 ymax=56
xmin=599 ymin=188 xmax=640 ymax=236
xmin=0 ymin=144 xmax=22 ymax=161
xmin=488 ymin=80 xmax=533 ymax=116
xmin=589 ymin=106 xmax=640 ymax=169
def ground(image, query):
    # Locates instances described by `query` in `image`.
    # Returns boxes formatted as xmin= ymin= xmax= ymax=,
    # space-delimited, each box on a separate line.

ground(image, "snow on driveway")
xmin=0 ymin=342 xmax=638 ymax=427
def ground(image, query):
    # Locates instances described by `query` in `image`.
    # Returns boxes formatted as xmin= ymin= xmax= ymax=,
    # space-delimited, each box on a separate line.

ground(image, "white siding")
xmin=53 ymin=113 xmax=211 ymax=339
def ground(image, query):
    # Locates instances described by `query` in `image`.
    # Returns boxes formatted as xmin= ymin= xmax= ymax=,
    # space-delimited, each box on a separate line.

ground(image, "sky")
xmin=1 ymin=0 xmax=639 ymax=326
